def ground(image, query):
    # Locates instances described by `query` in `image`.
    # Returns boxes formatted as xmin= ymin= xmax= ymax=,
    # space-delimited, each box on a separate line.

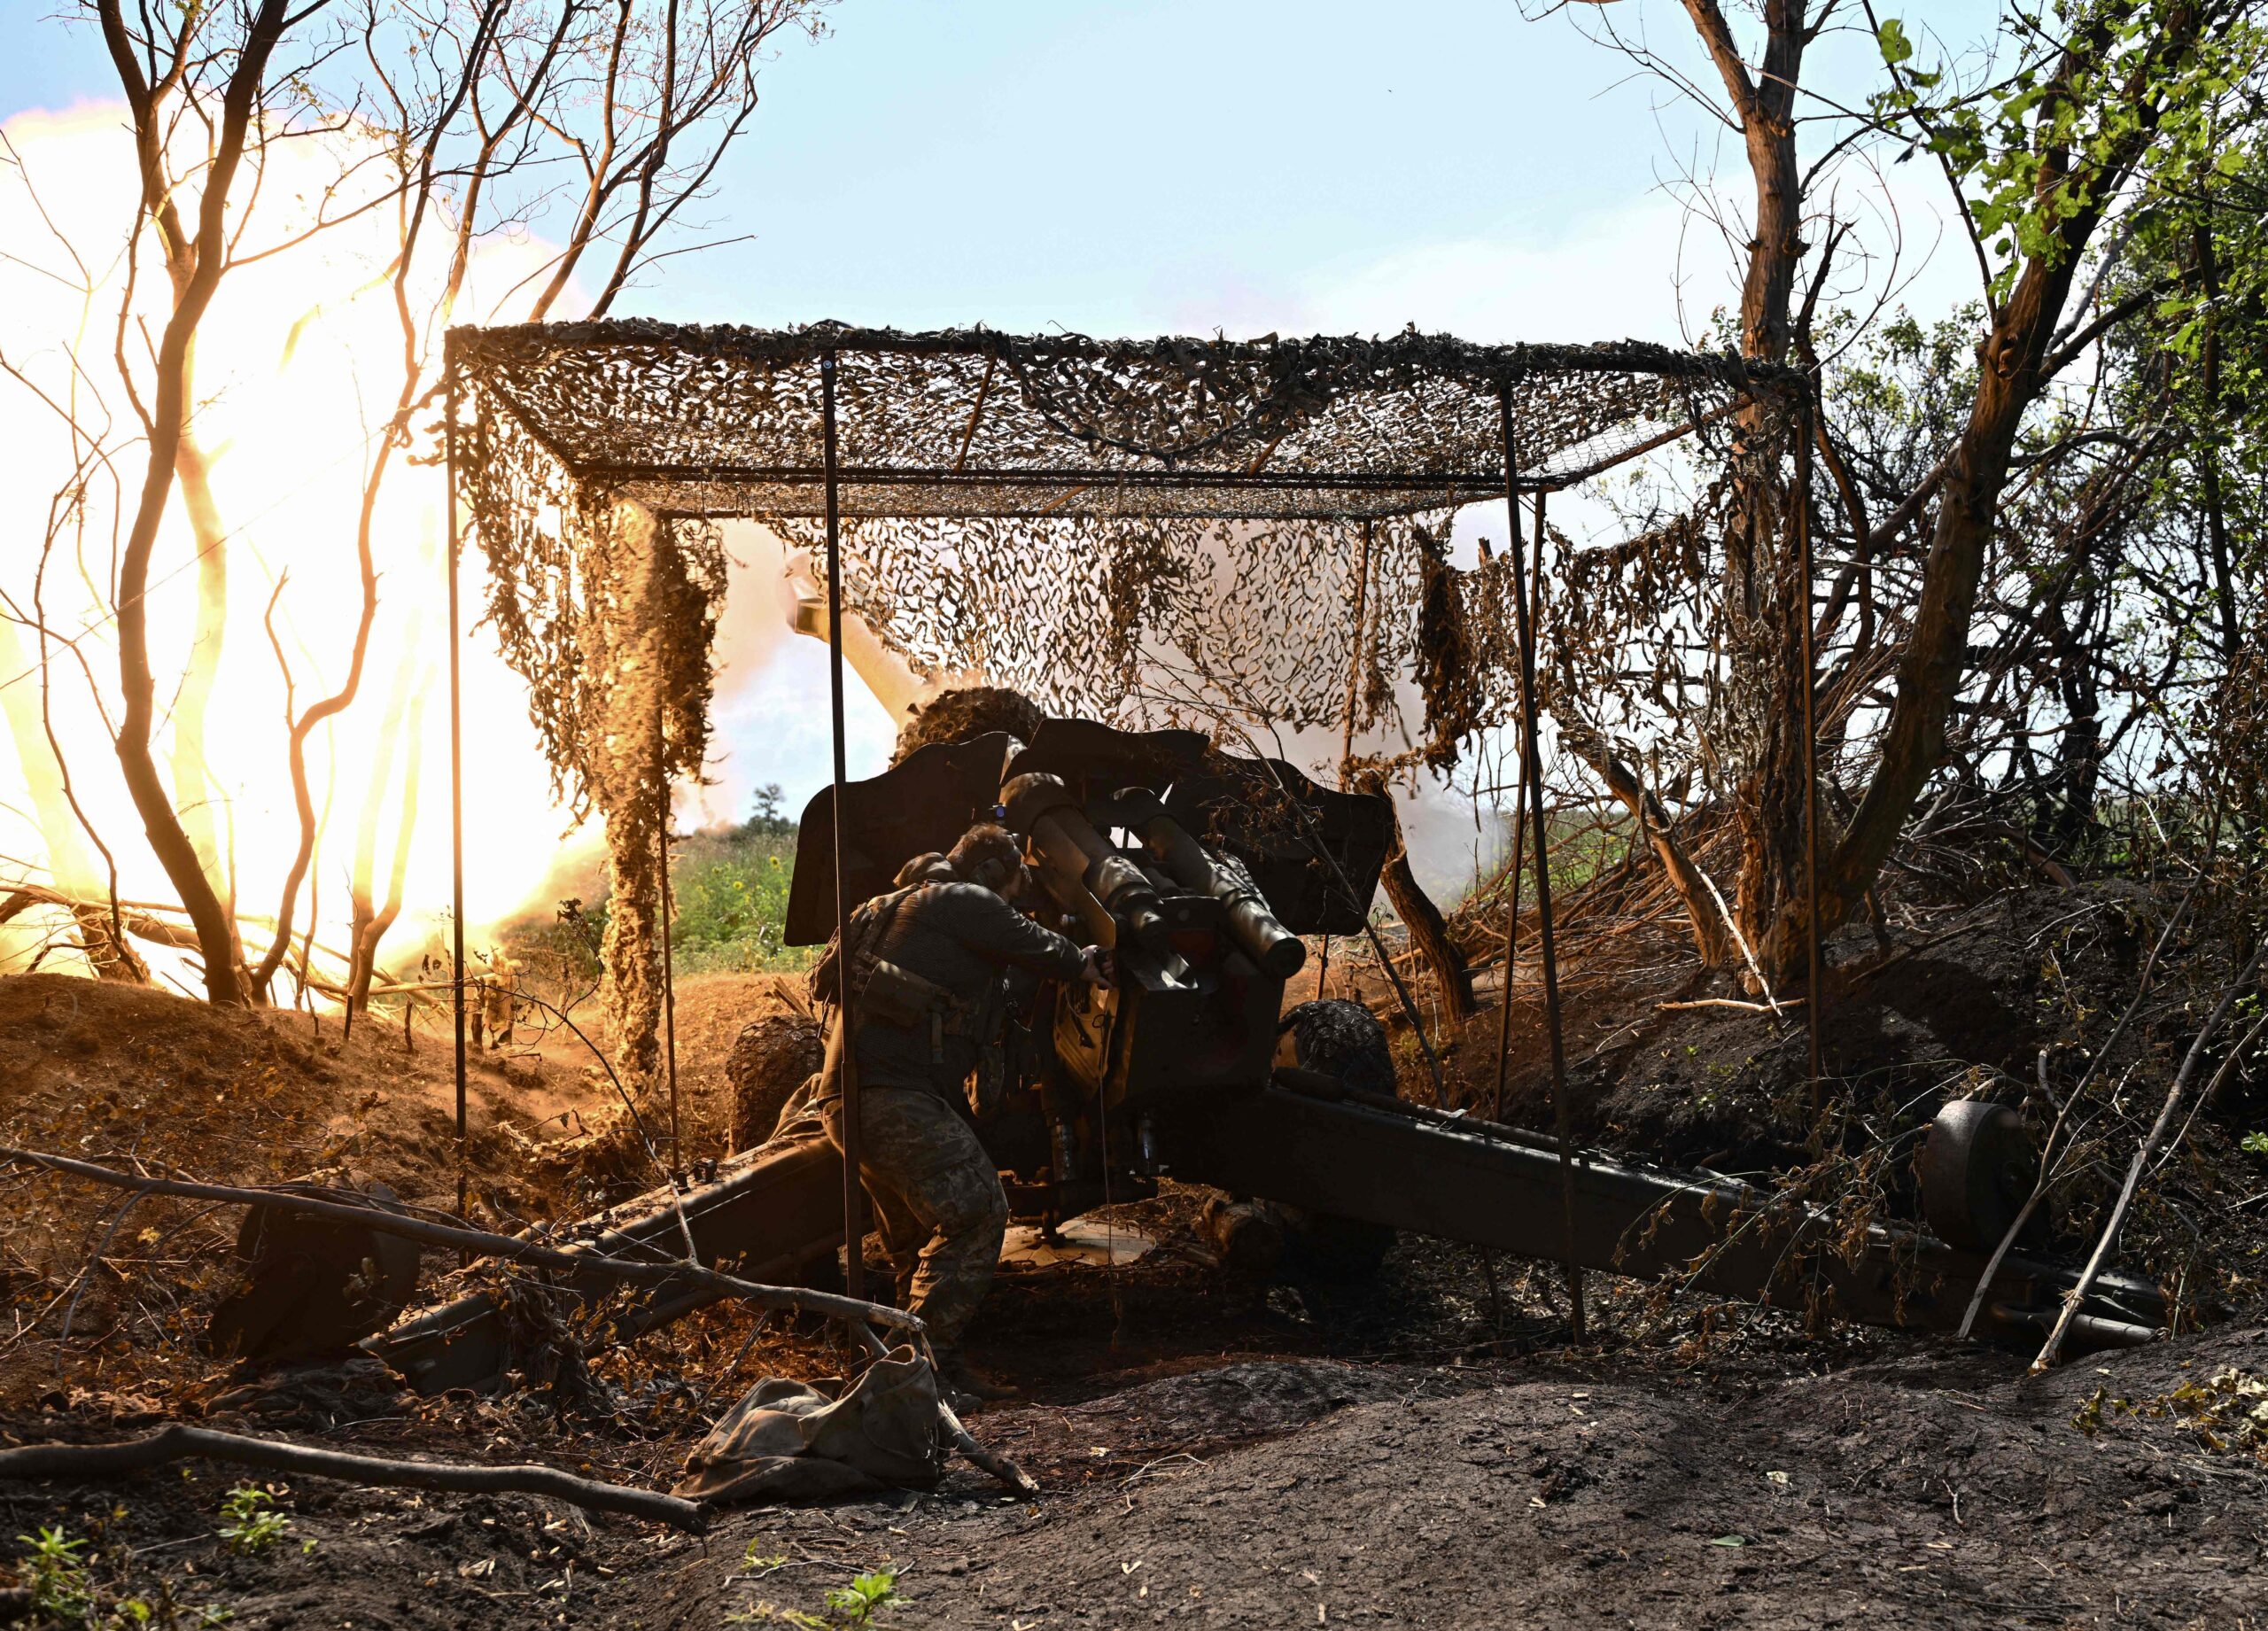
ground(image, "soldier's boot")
xmin=934 ymin=1348 xmax=1019 ymax=1407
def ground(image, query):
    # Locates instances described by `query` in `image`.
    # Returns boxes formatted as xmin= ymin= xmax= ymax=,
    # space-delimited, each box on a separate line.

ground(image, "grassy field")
xmin=665 ymin=822 xmax=814 ymax=975
xmin=493 ymin=788 xmax=814 ymax=1001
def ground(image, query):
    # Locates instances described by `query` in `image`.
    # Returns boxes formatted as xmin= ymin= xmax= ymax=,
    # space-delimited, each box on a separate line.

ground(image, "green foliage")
xmin=824 ymin=1569 xmax=902 ymax=1626
xmin=666 ymin=826 xmax=812 ymax=975
xmin=215 ymin=1487 xmax=290 ymax=1556
xmin=1868 ymin=4 xmax=2256 ymax=300
xmin=724 ymin=1565 xmax=902 ymax=1627
xmin=15 ymin=1526 xmax=95 ymax=1622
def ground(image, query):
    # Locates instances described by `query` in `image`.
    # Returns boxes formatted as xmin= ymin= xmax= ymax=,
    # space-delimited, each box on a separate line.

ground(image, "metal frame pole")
xmin=1797 ymin=394 xmax=1825 ymax=1098
xmin=1499 ymin=384 xmax=1583 ymax=1342
xmin=446 ymin=359 xmax=469 ymax=1224
xmin=658 ymin=752 xmax=680 ymax=1169
xmin=821 ymin=352 xmax=866 ymax=1301
xmin=1317 ymin=518 xmax=1374 ymax=1002
xmin=1490 ymin=491 xmax=1542 ymax=1124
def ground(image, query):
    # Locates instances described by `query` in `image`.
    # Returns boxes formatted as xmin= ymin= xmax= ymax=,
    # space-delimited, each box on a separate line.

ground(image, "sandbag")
xmin=675 ymin=1346 xmax=944 ymax=1505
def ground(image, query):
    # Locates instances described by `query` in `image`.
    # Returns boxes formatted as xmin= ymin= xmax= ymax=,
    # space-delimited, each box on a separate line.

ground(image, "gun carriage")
xmin=376 ymin=718 xmax=2168 ymax=1394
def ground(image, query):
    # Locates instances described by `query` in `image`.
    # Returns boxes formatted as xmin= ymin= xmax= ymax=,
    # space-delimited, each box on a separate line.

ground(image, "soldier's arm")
xmin=947 ymin=886 xmax=1087 ymax=981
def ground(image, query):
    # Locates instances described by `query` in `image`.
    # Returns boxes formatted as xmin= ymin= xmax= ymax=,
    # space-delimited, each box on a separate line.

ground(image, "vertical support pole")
xmin=658 ymin=756 xmax=680 ymax=1169
xmin=1490 ymin=492 xmax=1541 ymax=1124
xmin=822 ymin=351 xmax=866 ymax=1301
xmin=445 ymin=358 xmax=469 ymax=1225
xmin=1317 ymin=518 xmax=1375 ymax=1002
xmin=1797 ymin=393 xmax=1825 ymax=1099
xmin=1499 ymin=384 xmax=1583 ymax=1343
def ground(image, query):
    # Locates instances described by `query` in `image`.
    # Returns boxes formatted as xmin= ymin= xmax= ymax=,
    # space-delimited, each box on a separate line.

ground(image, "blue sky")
xmin=4 ymin=0 xmax=1984 ymax=878
xmin=6 ymin=0 xmax=1783 ymax=338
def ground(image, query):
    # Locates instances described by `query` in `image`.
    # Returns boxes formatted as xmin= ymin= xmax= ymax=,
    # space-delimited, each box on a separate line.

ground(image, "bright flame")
xmin=0 ymin=102 xmax=598 ymax=992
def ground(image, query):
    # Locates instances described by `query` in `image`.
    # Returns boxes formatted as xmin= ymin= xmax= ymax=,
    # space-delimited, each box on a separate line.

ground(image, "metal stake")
xmin=821 ymin=351 xmax=866 ymax=1301
xmin=445 ymin=360 xmax=469 ymax=1225
xmin=1499 ymin=384 xmax=1583 ymax=1343
xmin=1797 ymin=394 xmax=1825 ymax=1099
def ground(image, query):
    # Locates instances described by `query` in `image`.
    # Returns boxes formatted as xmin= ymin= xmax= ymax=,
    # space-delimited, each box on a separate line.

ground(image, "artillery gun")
xmin=372 ymin=719 xmax=2171 ymax=1394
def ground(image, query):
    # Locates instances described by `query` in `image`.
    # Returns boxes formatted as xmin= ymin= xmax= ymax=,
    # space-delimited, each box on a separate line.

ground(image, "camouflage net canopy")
xmin=454 ymin=320 xmax=1795 ymax=757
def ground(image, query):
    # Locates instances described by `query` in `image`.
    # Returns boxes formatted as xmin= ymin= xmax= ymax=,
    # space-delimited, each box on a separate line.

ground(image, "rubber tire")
xmin=1273 ymin=999 xmax=1399 ymax=1278
xmin=1920 ymin=1099 xmax=2043 ymax=1253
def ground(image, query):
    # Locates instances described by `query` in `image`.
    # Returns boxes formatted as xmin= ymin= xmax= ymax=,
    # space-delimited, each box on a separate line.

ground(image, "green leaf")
xmin=1710 ymin=1534 xmax=1748 ymax=1547
xmin=1876 ymin=17 xmax=1915 ymax=66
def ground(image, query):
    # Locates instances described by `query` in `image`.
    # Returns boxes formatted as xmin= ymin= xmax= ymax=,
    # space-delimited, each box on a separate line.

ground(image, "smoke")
xmin=0 ymin=104 xmax=592 ymax=987
xmin=687 ymin=523 xmax=897 ymax=834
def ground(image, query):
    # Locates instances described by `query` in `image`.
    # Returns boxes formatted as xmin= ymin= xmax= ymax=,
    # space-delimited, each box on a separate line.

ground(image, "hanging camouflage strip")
xmin=451 ymin=320 xmax=1797 ymax=795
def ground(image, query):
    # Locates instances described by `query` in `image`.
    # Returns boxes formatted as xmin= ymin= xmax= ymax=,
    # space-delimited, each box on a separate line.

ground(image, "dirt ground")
xmin=7 ymin=1302 xmax=2265 ymax=1628
xmin=4 ymin=908 xmax=2267 ymax=1628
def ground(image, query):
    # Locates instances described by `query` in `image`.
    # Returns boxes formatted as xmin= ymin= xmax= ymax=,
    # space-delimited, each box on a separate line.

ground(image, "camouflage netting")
xmin=453 ymin=321 xmax=1798 ymax=768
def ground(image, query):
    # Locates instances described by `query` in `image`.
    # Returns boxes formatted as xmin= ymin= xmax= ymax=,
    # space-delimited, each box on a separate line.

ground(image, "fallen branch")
xmin=0 ymin=1423 xmax=704 ymax=1531
xmin=1656 ymin=998 xmax=1808 ymax=1014
xmin=937 ymin=1395 xmax=1039 ymax=1496
xmin=0 ymin=1146 xmax=922 ymax=1338
xmin=2031 ymin=943 xmax=2264 ymax=1373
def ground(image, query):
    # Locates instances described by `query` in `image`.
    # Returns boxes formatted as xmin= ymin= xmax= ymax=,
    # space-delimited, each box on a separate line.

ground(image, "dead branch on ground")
xmin=0 ymin=1146 xmax=922 ymax=1337
xmin=0 ymin=1424 xmax=705 ymax=1530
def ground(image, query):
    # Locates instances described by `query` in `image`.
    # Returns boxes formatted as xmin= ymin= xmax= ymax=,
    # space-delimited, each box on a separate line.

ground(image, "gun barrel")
xmin=1131 ymin=804 xmax=1306 ymax=980
xmin=1003 ymin=773 xmax=1171 ymax=951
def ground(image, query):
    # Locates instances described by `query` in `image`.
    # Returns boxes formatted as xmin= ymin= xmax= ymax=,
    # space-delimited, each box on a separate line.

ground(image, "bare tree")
xmin=96 ymin=0 xmax=324 ymax=1004
xmin=42 ymin=0 xmax=825 ymax=1008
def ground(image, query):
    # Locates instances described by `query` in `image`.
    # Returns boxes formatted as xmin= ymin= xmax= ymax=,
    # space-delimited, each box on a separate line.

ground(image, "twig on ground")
xmin=0 ymin=1423 xmax=705 ymax=1530
xmin=1657 ymin=998 xmax=1808 ymax=1014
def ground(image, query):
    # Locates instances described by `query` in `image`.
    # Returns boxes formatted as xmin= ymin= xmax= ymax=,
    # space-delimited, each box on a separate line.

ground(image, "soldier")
xmin=481 ymin=951 xmax=518 ymax=1050
xmin=812 ymin=822 xmax=1101 ymax=1402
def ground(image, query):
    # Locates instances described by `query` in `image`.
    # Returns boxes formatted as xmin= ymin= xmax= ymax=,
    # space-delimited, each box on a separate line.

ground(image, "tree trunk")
xmin=1681 ymin=0 xmax=1813 ymax=983
xmin=170 ymin=406 xmax=240 ymax=972
xmin=1557 ymin=718 xmax=1736 ymax=966
xmin=1363 ymin=777 xmax=1476 ymax=1023
xmin=346 ymin=631 xmax=425 ymax=1014
xmin=1803 ymin=253 xmax=2089 ymax=954
xmin=98 ymin=0 xmax=295 ymax=1006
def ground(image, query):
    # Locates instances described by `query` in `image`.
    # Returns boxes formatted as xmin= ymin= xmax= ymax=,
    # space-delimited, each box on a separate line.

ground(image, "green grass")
xmin=668 ymin=826 xmax=814 ymax=975
xmin=492 ymin=789 xmax=813 ymax=998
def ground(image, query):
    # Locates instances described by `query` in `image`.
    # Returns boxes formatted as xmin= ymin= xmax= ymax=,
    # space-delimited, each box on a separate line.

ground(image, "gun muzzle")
xmin=1001 ymin=773 xmax=1172 ymax=953
xmin=1117 ymin=789 xmax=1307 ymax=980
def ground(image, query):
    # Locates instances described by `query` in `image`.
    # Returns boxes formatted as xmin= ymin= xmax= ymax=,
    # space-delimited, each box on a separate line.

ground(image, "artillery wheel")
xmin=1920 ymin=1099 xmax=2043 ymax=1254
xmin=1270 ymin=999 xmax=1399 ymax=1279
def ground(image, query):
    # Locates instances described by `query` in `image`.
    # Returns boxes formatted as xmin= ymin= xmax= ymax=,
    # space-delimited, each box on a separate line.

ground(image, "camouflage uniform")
xmin=819 ymin=1088 xmax=1006 ymax=1347
xmin=812 ymin=879 xmax=1084 ymax=1349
